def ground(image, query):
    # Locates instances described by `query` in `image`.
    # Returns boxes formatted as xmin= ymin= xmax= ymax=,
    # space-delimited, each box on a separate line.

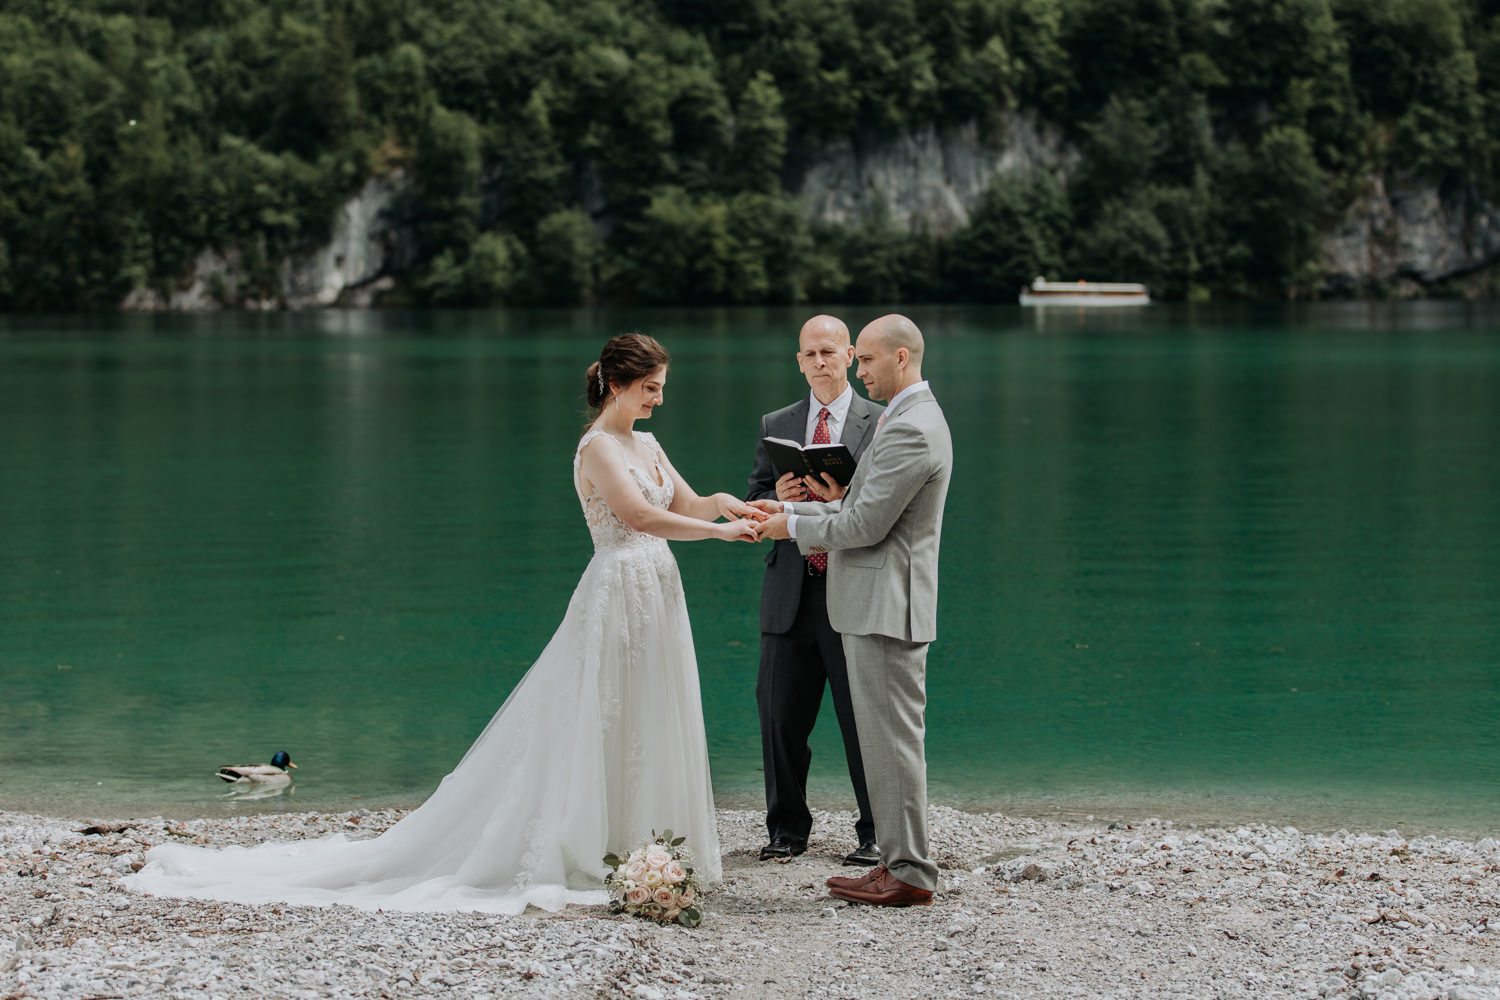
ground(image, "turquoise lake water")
xmin=2 ymin=303 xmax=1497 ymax=835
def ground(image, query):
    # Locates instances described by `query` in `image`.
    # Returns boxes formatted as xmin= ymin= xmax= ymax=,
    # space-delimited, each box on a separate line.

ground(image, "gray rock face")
xmin=1319 ymin=173 xmax=1500 ymax=295
xmin=284 ymin=171 xmax=413 ymax=309
xmin=793 ymin=112 xmax=1077 ymax=237
xmin=121 ymin=171 xmax=413 ymax=311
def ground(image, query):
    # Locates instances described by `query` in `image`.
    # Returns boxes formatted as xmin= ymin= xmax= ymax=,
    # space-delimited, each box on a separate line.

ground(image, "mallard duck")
xmin=216 ymin=750 xmax=297 ymax=784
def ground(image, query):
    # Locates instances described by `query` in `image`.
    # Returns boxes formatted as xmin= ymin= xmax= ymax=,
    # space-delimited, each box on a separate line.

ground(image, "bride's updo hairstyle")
xmin=585 ymin=332 xmax=671 ymax=412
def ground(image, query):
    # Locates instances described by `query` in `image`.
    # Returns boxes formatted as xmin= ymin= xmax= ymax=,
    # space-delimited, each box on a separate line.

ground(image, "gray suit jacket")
xmin=793 ymin=388 xmax=952 ymax=643
xmin=746 ymin=393 xmax=884 ymax=634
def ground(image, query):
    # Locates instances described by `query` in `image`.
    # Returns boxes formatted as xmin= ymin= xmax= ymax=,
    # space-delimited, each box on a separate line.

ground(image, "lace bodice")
xmin=574 ymin=429 xmax=675 ymax=550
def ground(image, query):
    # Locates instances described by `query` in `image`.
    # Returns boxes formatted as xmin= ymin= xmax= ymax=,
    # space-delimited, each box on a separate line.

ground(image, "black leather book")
xmin=761 ymin=436 xmax=858 ymax=488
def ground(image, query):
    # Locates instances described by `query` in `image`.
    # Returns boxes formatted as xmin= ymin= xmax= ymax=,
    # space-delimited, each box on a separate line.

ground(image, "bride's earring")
xmin=613 ymin=394 xmax=620 ymax=411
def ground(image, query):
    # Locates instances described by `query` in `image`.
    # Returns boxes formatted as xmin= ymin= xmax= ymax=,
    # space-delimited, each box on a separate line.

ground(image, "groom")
xmin=754 ymin=314 xmax=952 ymax=908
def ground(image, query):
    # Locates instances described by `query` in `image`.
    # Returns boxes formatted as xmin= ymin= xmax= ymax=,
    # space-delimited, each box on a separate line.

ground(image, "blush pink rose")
xmin=625 ymin=862 xmax=647 ymax=882
xmin=663 ymin=907 xmax=681 ymax=922
xmin=663 ymin=860 xmax=686 ymax=883
xmin=626 ymin=886 xmax=650 ymax=906
xmin=652 ymin=886 xmax=676 ymax=907
xmin=679 ymin=887 xmax=695 ymax=906
xmin=646 ymin=848 xmax=671 ymax=869
xmin=643 ymin=868 xmax=663 ymax=887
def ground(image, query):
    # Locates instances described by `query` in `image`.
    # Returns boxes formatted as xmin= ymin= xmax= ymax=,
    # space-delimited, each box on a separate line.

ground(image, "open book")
xmin=761 ymin=437 xmax=858 ymax=488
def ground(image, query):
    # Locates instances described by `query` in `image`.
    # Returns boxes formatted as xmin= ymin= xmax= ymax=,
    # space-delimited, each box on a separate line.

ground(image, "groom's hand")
xmin=757 ymin=513 xmax=791 ymax=541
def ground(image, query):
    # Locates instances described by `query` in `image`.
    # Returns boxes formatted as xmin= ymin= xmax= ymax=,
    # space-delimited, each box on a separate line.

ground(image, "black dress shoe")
xmin=842 ymin=840 xmax=880 ymax=866
xmin=758 ymin=836 xmax=808 ymax=861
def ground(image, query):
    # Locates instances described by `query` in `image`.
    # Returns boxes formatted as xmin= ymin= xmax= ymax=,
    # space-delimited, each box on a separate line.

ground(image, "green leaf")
xmin=659 ymin=829 xmax=673 ymax=843
xmin=670 ymin=836 xmax=685 ymax=847
xmin=678 ymin=906 xmax=702 ymax=928
xmin=602 ymin=853 xmax=621 ymax=868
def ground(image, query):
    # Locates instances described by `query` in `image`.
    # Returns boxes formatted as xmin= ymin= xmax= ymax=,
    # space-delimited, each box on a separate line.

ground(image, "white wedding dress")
xmin=127 ymin=429 xmax=722 ymax=914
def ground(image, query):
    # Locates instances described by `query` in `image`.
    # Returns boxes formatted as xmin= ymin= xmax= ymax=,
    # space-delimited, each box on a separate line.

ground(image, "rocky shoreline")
xmin=3 ymin=804 xmax=1499 ymax=999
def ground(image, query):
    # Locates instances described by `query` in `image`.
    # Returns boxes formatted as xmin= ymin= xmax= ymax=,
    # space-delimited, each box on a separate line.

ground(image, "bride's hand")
xmin=718 ymin=518 xmax=759 ymax=542
xmin=716 ymin=494 xmax=768 ymax=522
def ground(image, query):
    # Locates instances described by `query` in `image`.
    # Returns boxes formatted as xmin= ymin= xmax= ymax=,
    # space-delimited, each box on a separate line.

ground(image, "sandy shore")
xmin=3 ymin=804 xmax=1499 ymax=1000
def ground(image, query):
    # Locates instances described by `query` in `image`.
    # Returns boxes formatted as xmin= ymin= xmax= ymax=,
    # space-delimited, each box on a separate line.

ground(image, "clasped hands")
xmin=716 ymin=494 xmax=769 ymax=542
xmin=727 ymin=500 xmax=791 ymax=540
xmin=716 ymin=470 xmax=840 ymax=542
xmin=751 ymin=471 xmax=842 ymax=541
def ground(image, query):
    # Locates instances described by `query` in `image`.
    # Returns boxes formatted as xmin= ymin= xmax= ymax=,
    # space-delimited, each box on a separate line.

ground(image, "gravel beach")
xmin=3 ymin=804 xmax=1499 ymax=999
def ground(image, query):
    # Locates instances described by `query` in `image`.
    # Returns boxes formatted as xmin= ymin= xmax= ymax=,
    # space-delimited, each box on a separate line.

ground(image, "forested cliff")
xmin=3 ymin=0 xmax=1499 ymax=309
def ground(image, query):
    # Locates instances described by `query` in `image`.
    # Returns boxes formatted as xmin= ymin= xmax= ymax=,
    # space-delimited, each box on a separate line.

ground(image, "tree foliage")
xmin=1 ymin=0 xmax=1496 ymax=309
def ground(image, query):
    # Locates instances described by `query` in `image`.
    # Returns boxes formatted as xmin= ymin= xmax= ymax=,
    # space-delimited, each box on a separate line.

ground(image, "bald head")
xmin=799 ymin=314 xmax=849 ymax=346
xmin=854 ymin=314 xmax=925 ymax=402
xmin=796 ymin=314 xmax=855 ymax=405
xmin=861 ymin=314 xmax=924 ymax=362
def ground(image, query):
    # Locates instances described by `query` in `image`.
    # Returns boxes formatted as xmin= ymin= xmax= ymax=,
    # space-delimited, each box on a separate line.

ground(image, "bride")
xmin=128 ymin=333 xmax=762 ymax=914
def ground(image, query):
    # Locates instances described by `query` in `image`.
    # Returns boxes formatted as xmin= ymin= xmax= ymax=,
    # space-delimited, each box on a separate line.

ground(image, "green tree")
xmin=493 ymin=84 xmax=567 ymax=233
xmin=1060 ymin=0 xmax=1184 ymax=114
xmin=724 ymin=191 xmax=813 ymax=302
xmin=837 ymin=196 xmax=937 ymax=303
xmin=1071 ymin=95 xmax=1161 ymax=218
xmin=730 ymin=71 xmax=787 ymax=193
xmin=1072 ymin=196 xmax=1173 ymax=290
xmin=530 ymin=208 xmax=600 ymax=305
xmin=413 ymin=104 xmax=481 ymax=256
xmin=32 ymin=139 xmax=107 ymax=307
xmin=267 ymin=11 xmax=357 ymax=157
xmin=990 ymin=0 xmax=1073 ymax=110
xmin=947 ymin=170 xmax=1070 ymax=301
xmin=1334 ymin=0 xmax=1481 ymax=173
xmin=627 ymin=185 xmax=731 ymax=303
xmin=357 ymin=42 xmax=434 ymax=143
xmin=1215 ymin=125 xmax=1325 ymax=296
xmin=417 ymin=230 xmax=527 ymax=306
xmin=461 ymin=230 xmax=528 ymax=305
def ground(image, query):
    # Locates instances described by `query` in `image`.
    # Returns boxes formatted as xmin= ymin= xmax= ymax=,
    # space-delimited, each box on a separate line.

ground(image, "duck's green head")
xmin=270 ymin=750 xmax=297 ymax=771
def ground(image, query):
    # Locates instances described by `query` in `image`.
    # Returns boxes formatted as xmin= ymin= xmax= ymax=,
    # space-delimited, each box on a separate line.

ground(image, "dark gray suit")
xmin=746 ymin=392 xmax=884 ymax=846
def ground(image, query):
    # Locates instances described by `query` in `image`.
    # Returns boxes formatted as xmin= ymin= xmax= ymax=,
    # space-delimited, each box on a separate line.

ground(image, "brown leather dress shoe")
xmin=827 ymin=865 xmax=933 ymax=907
xmin=825 ymin=862 xmax=887 ymax=891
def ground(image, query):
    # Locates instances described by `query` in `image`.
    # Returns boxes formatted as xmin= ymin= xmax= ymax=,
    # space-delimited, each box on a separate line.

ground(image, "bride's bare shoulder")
xmin=577 ymin=429 xmax=630 ymax=469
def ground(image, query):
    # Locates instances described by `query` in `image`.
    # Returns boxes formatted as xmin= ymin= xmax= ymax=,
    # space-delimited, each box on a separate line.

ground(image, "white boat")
xmin=1019 ymin=276 xmax=1150 ymax=307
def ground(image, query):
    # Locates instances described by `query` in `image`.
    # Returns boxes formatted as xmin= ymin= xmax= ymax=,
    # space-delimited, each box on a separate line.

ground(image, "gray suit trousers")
xmin=842 ymin=632 xmax=937 ymax=891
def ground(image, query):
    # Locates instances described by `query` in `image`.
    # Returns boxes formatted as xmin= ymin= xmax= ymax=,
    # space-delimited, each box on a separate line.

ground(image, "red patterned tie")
xmin=807 ymin=407 xmax=831 ymax=572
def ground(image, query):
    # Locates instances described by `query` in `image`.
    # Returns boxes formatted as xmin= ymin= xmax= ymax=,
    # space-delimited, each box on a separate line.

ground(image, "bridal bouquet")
xmin=603 ymin=830 xmax=704 ymax=927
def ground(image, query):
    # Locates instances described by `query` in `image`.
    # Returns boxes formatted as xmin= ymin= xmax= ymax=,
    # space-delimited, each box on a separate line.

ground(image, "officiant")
xmin=744 ymin=315 xmax=883 ymax=866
